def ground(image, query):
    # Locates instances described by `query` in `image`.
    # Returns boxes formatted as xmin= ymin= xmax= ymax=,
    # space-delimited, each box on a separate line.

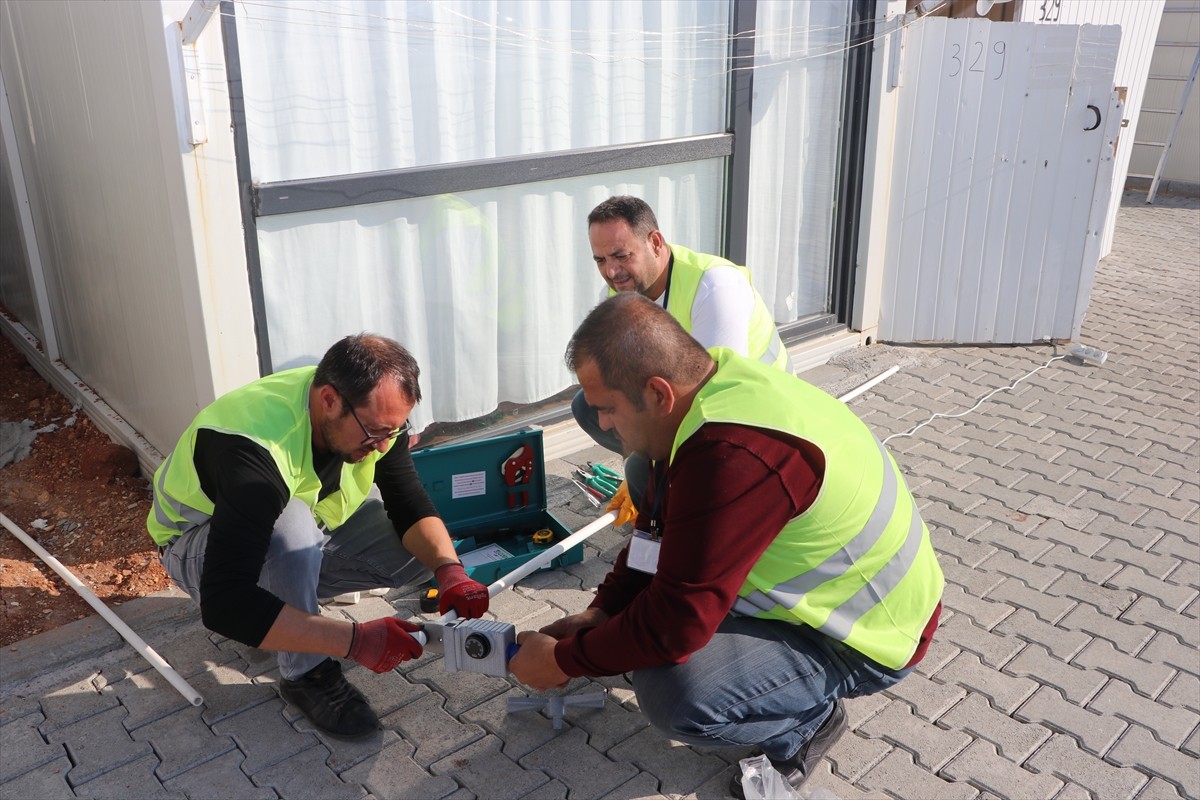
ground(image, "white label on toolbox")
xmin=452 ymin=471 xmax=487 ymax=498
xmin=461 ymin=544 xmax=515 ymax=569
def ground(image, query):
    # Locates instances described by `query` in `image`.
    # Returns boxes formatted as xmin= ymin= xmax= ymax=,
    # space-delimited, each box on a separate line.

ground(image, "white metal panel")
xmin=0 ymin=0 xmax=254 ymax=453
xmin=880 ymin=18 xmax=1120 ymax=344
xmin=1017 ymin=0 xmax=1166 ymax=255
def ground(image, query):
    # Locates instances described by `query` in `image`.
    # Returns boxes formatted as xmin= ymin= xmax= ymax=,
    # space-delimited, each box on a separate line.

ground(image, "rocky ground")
xmin=0 ymin=333 xmax=169 ymax=647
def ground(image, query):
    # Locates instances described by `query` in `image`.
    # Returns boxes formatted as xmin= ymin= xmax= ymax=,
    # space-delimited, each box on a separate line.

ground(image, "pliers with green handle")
xmin=573 ymin=464 xmax=620 ymax=500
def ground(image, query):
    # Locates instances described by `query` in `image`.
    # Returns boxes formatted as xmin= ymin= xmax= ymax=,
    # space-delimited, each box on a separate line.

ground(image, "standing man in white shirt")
xmin=573 ymin=195 xmax=790 ymax=522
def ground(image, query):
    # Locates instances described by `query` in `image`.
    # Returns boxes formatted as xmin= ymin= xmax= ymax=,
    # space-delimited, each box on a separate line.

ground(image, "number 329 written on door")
xmin=948 ymin=41 xmax=1006 ymax=80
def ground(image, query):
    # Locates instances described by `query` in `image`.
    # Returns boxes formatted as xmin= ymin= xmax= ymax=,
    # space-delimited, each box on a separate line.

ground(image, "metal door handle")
xmin=1084 ymin=105 xmax=1101 ymax=131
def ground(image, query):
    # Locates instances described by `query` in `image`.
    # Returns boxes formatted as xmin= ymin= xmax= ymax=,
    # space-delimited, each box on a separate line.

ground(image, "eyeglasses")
xmin=333 ymin=386 xmax=411 ymax=447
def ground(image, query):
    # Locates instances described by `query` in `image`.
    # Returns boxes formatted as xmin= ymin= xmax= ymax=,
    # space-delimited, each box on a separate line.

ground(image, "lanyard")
xmin=659 ymin=255 xmax=674 ymax=312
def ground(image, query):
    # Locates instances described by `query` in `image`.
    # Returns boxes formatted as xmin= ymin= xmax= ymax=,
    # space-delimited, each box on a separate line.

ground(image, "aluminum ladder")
xmin=1131 ymin=7 xmax=1200 ymax=204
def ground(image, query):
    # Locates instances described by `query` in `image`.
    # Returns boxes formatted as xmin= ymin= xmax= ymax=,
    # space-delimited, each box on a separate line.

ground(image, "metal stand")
xmin=507 ymin=692 xmax=607 ymax=730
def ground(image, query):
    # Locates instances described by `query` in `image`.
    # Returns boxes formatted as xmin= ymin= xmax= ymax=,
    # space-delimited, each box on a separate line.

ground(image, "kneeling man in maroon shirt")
xmin=509 ymin=294 xmax=944 ymax=799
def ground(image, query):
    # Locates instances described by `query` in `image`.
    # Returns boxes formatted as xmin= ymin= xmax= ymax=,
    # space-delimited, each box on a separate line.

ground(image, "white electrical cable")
xmin=882 ymin=354 xmax=1067 ymax=445
xmin=0 ymin=512 xmax=204 ymax=707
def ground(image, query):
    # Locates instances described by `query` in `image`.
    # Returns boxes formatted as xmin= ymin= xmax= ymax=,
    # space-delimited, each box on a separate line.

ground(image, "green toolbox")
xmin=411 ymin=428 xmax=581 ymax=586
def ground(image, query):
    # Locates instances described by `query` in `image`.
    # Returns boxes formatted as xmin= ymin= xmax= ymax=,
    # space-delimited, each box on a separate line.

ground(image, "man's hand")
xmin=510 ymin=631 xmax=570 ymax=690
xmin=539 ymin=608 xmax=610 ymax=640
xmin=607 ymin=481 xmax=637 ymax=527
xmin=435 ymin=562 xmax=490 ymax=618
xmin=346 ymin=617 xmax=423 ymax=673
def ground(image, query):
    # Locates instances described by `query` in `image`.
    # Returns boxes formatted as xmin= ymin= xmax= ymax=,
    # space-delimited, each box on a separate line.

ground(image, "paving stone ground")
xmin=2 ymin=190 xmax=1197 ymax=800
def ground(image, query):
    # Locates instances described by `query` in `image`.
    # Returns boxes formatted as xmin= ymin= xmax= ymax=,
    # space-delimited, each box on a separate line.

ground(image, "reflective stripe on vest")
xmin=672 ymin=350 xmax=943 ymax=668
xmin=731 ymin=439 xmax=927 ymax=644
xmin=146 ymin=367 xmax=381 ymax=546
xmin=150 ymin=450 xmax=211 ymax=533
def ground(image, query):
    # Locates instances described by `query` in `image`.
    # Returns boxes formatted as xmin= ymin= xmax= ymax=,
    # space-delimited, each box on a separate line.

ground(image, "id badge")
xmin=627 ymin=529 xmax=661 ymax=574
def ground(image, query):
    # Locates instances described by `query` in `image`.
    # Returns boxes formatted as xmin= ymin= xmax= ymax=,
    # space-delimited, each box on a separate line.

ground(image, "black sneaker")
xmin=279 ymin=658 xmax=379 ymax=739
xmin=728 ymin=699 xmax=847 ymax=799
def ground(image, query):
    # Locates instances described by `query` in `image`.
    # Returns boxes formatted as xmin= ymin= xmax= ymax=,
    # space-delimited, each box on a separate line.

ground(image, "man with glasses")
xmin=147 ymin=334 xmax=488 ymax=738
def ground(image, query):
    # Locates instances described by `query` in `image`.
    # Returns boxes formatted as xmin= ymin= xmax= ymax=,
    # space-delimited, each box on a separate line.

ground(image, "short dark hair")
xmin=565 ymin=294 xmax=712 ymax=408
xmin=313 ymin=334 xmax=421 ymax=408
xmin=587 ymin=195 xmax=660 ymax=239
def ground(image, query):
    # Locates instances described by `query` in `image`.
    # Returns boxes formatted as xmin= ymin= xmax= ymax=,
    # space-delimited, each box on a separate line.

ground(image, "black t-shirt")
xmin=192 ymin=428 xmax=437 ymax=645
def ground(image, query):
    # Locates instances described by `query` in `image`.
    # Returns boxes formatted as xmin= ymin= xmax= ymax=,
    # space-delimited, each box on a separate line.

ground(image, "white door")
xmin=880 ymin=18 xmax=1122 ymax=344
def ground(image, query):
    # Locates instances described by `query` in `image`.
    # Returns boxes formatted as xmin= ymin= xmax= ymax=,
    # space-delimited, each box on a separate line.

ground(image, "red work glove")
xmin=346 ymin=617 xmax=423 ymax=673
xmin=435 ymin=562 xmax=490 ymax=618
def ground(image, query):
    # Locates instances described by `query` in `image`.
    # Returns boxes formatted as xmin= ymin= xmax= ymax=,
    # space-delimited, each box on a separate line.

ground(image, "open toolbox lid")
xmin=410 ymin=428 xmax=580 ymax=584
xmin=410 ymin=427 xmax=554 ymax=533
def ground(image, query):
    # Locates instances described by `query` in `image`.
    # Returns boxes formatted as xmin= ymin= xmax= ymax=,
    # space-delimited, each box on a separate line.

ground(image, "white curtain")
xmin=236 ymin=0 xmax=851 ymax=430
xmin=745 ymin=1 xmax=851 ymax=322
xmin=238 ymin=0 xmax=729 ymax=430
xmin=236 ymin=0 xmax=728 ymax=179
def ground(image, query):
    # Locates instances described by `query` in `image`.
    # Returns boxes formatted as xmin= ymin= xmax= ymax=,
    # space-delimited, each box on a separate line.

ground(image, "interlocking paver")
xmin=826 ymin=730 xmax=893 ymax=783
xmin=62 ymin=753 xmax=185 ymax=800
xmin=939 ymin=692 xmax=1052 ymax=762
xmin=1071 ymin=639 xmax=1175 ymax=700
xmin=251 ymin=745 xmax=365 ymax=799
xmin=1025 ymin=733 xmax=1149 ymax=800
xmin=1107 ymin=565 xmax=1198 ymax=613
xmin=978 ymin=551 xmax=1063 ymax=592
xmin=407 ymin=659 xmax=510 ymax=717
xmin=607 ymin=728 xmax=725 ymax=794
xmin=1037 ymin=544 xmax=1123 ymax=585
xmin=941 ymin=739 xmax=1064 ymax=799
xmin=883 ymin=672 xmax=968 ymax=722
xmin=519 ymin=728 xmax=640 ymax=800
xmin=130 ymin=706 xmax=236 ymax=780
xmin=940 ymin=585 xmax=1015 ymax=629
xmin=858 ymin=749 xmax=978 ymax=799
xmin=596 ymin=771 xmax=668 ymax=799
xmin=37 ymin=676 xmax=118 ymax=733
xmin=1014 ymin=687 xmax=1126 ymax=756
xmin=993 ymin=609 xmax=1091 ymax=661
xmin=0 ymin=711 xmax=63 ymax=783
xmin=382 ymin=693 xmax=485 ymax=767
xmin=1107 ymin=725 xmax=1199 ymax=797
xmin=210 ymin=698 xmax=319 ymax=774
xmin=162 ymin=751 xmax=275 ymax=800
xmin=1044 ymin=572 xmax=1136 ymax=617
xmin=856 ymin=697 xmax=971 ymax=769
xmin=941 ymin=559 xmax=1008 ymax=599
xmin=43 ymin=705 xmax=155 ymax=786
xmin=937 ymin=613 xmax=1026 ymax=667
xmin=430 ymin=735 xmax=550 ymax=800
xmin=1088 ymin=681 xmax=1200 ymax=748
xmin=1028 ymin=518 xmax=1107 ymax=557
xmin=1003 ymin=643 xmax=1105 ymax=704
xmin=934 ymin=652 xmax=1039 ymax=713
xmin=987 ymin=577 xmax=1076 ymax=624
xmin=0 ymin=755 xmax=75 ymax=800
xmin=1057 ymin=604 xmax=1156 ymax=654
xmin=338 ymin=740 xmax=458 ymax=800
xmin=1122 ymin=596 xmax=1200 ymax=643
xmin=1159 ymin=670 xmax=1200 ymax=714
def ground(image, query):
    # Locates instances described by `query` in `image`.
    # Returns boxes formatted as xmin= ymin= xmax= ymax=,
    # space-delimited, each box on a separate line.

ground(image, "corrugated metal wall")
xmin=1016 ymin=0 xmax=1166 ymax=256
xmin=0 ymin=0 xmax=237 ymax=452
xmin=880 ymin=18 xmax=1120 ymax=344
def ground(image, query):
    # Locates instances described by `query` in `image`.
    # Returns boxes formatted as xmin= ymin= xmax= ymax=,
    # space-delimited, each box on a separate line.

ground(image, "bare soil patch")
xmin=1 ymin=333 xmax=169 ymax=647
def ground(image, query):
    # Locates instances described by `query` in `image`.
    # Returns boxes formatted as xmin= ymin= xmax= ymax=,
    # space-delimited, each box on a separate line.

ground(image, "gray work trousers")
xmin=160 ymin=497 xmax=430 ymax=679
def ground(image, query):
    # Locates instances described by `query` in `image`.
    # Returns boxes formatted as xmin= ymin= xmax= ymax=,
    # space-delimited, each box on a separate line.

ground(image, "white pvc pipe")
xmin=0 ymin=512 xmax=204 ymax=707
xmin=838 ymin=365 xmax=900 ymax=403
xmin=419 ymin=509 xmax=619 ymax=635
